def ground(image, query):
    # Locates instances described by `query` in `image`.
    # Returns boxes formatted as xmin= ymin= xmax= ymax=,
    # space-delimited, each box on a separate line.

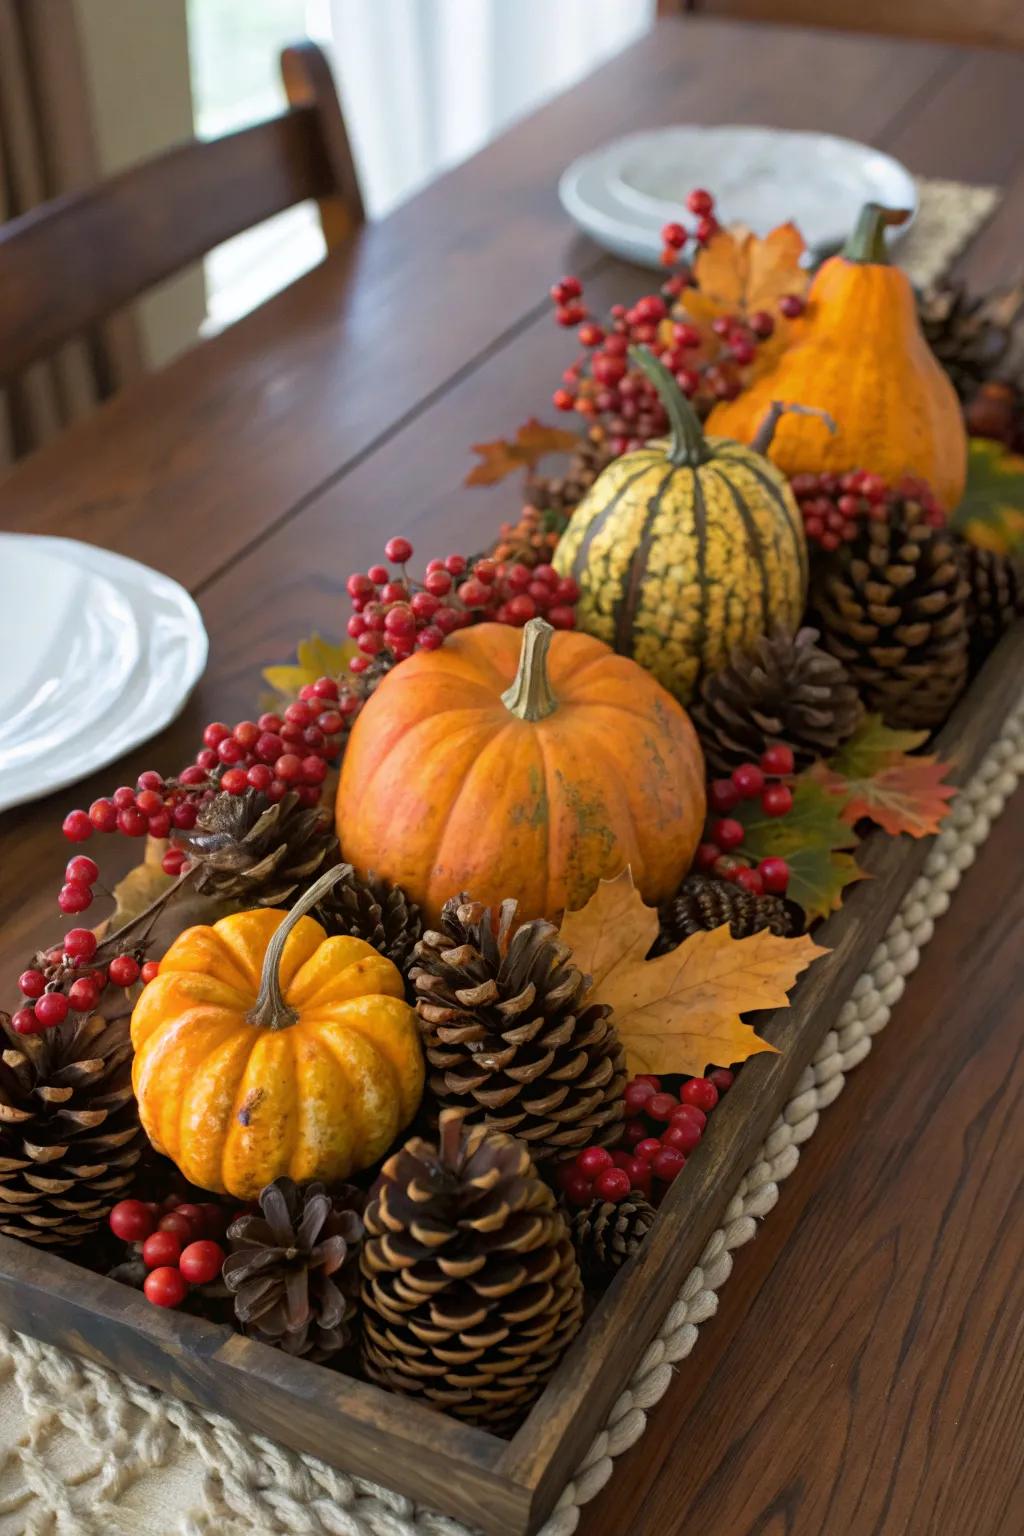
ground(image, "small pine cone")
xmin=410 ymin=895 xmax=626 ymax=1164
xmin=691 ymin=626 xmax=864 ymax=774
xmin=817 ymin=516 xmax=970 ymax=730
xmin=361 ymin=1110 xmax=583 ymax=1428
xmin=0 ymin=1014 xmax=145 ymax=1247
xmin=176 ymin=789 xmax=339 ymax=906
xmin=314 ymin=863 xmax=422 ymax=972
xmin=955 ymin=541 xmax=1024 ymax=668
xmin=652 ymin=873 xmax=797 ymax=958
xmin=524 ymin=433 xmax=617 ymax=518
xmin=224 ymin=1178 xmax=363 ymax=1362
xmin=570 ymin=1195 xmax=657 ymax=1288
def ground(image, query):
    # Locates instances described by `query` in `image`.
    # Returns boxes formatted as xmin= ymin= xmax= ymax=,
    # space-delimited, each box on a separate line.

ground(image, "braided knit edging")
xmin=0 ymin=689 xmax=1019 ymax=1536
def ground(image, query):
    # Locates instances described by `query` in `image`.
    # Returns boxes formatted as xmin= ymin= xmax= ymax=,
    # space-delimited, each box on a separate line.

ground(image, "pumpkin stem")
xmin=841 ymin=203 xmax=911 ymax=265
xmin=501 ymin=617 xmax=558 ymax=722
xmin=247 ymin=864 xmax=350 ymax=1031
xmin=750 ymin=401 xmax=837 ymax=457
xmin=628 ymin=345 xmax=710 ymax=467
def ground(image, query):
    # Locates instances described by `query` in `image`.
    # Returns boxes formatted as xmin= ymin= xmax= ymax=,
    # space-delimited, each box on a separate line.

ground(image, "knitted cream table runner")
xmin=0 ymin=176 xmax=1007 ymax=1536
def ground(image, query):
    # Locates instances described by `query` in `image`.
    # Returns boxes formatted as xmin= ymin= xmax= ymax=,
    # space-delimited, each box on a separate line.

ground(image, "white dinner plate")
xmin=559 ymin=126 xmax=918 ymax=270
xmin=0 ymin=536 xmax=208 ymax=813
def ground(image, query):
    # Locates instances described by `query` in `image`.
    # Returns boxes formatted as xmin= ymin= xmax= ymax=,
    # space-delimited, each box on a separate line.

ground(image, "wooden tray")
xmin=1 ymin=622 xmax=1021 ymax=1536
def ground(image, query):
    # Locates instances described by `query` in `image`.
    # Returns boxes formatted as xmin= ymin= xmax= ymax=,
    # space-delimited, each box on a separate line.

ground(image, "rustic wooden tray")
xmin=1 ymin=622 xmax=1020 ymax=1536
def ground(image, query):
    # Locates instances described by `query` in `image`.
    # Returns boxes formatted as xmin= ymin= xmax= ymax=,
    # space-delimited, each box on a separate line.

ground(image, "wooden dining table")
xmin=1 ymin=14 xmax=1022 ymax=1534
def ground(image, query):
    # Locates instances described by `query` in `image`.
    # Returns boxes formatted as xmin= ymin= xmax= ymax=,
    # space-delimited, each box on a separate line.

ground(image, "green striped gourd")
xmin=552 ymin=347 xmax=809 ymax=704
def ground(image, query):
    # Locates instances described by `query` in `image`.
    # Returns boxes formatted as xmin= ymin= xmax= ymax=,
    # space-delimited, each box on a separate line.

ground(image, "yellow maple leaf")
xmin=262 ymin=632 xmax=356 ymax=699
xmin=559 ymin=868 xmax=826 ymax=1078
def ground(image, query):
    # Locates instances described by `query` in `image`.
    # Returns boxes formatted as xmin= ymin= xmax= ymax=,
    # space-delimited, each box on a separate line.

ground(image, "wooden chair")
xmin=0 ymin=42 xmax=364 ymax=387
xmin=656 ymin=0 xmax=1024 ymax=51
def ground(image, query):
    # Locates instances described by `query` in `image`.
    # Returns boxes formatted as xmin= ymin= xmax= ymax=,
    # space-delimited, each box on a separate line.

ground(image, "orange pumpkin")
xmin=706 ymin=203 xmax=967 ymax=510
xmin=130 ymin=869 xmax=424 ymax=1198
xmin=337 ymin=618 xmax=706 ymax=924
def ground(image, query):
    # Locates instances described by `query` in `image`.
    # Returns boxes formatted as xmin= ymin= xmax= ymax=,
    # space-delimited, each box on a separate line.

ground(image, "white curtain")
xmin=318 ymin=0 xmax=656 ymax=217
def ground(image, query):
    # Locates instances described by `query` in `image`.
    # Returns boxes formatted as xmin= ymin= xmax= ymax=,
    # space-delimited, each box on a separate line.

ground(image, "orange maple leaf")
xmin=811 ymin=716 xmax=957 ymax=838
xmin=559 ymin=868 xmax=826 ymax=1077
xmin=465 ymin=419 xmax=582 ymax=486
xmin=683 ymin=222 xmax=808 ymax=328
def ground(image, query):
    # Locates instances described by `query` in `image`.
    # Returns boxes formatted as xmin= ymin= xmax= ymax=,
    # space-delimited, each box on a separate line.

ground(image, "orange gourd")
xmin=130 ymin=869 xmax=424 ymax=1198
xmin=336 ymin=617 xmax=706 ymax=925
xmin=706 ymin=204 xmax=967 ymax=511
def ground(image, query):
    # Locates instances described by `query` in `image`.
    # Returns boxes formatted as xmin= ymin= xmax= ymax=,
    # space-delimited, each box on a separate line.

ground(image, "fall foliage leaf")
xmin=951 ymin=437 xmax=1024 ymax=556
xmin=738 ymin=778 xmax=866 ymax=922
xmin=811 ymin=715 xmax=957 ymax=838
xmin=559 ymin=868 xmax=825 ymax=1077
xmin=683 ymin=223 xmax=808 ymax=326
xmin=465 ymin=420 xmax=583 ymax=486
xmin=263 ymin=632 xmax=356 ymax=701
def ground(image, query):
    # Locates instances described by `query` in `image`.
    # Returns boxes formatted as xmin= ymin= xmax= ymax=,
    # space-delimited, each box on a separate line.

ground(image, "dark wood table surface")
xmin=2 ymin=15 xmax=1022 ymax=1534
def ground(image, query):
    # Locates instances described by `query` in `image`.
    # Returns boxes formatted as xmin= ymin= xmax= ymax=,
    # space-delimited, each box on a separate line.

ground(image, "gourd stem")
xmin=841 ymin=203 xmax=910 ymax=265
xmin=751 ymin=401 xmax=837 ymax=456
xmin=247 ymin=865 xmax=350 ymax=1030
xmin=628 ymin=345 xmax=710 ymax=467
xmin=501 ymin=617 xmax=558 ymax=722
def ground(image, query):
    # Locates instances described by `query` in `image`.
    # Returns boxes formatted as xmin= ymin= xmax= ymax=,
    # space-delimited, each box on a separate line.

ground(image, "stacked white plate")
xmin=559 ymin=125 xmax=918 ymax=269
xmin=0 ymin=536 xmax=208 ymax=813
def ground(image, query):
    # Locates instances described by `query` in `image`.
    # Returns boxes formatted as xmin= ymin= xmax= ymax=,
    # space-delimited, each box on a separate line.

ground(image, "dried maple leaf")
xmin=811 ymin=715 xmax=957 ymax=838
xmin=951 ymin=438 xmax=1024 ymax=557
xmin=559 ymin=868 xmax=825 ymax=1077
xmin=738 ymin=778 xmax=866 ymax=922
xmin=465 ymin=419 xmax=583 ymax=486
xmin=683 ymin=222 xmax=808 ymax=327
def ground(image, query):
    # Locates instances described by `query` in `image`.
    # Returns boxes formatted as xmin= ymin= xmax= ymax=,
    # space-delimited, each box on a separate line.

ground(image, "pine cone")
xmin=817 ymin=516 xmax=970 ymax=730
xmin=570 ymin=1195 xmax=657 ymax=1288
xmin=523 ymin=433 xmax=616 ymax=519
xmin=176 ymin=789 xmax=338 ymax=906
xmin=955 ymin=541 xmax=1024 ymax=669
xmin=223 ymin=1177 xmax=363 ymax=1362
xmin=410 ymin=896 xmax=626 ymax=1164
xmin=0 ymin=1014 xmax=145 ymax=1248
xmin=314 ymin=863 xmax=422 ymax=972
xmin=361 ymin=1110 xmax=583 ymax=1428
xmin=918 ymin=280 xmax=1024 ymax=401
xmin=691 ymin=626 xmax=864 ymax=774
xmin=652 ymin=874 xmax=797 ymax=958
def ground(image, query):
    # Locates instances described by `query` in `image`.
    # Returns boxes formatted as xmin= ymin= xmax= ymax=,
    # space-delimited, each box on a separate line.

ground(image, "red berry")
xmin=636 ymin=1075 xmax=662 ymax=1090
xmin=749 ymin=310 xmax=775 ymax=338
xmin=758 ymin=856 xmax=790 ymax=894
xmin=662 ymin=1119 xmax=702 ymax=1153
xmin=686 ymin=188 xmax=713 ymax=215
xmin=622 ymin=1117 xmax=648 ymax=1146
xmin=672 ymin=1101 xmax=707 ymax=1130
xmin=563 ymin=1170 xmax=594 ymax=1206
xmin=505 ymin=593 xmax=537 ymax=625
xmin=696 ymin=215 xmax=719 ymax=243
xmin=681 ymin=1077 xmax=719 ymax=1111
xmin=65 ymin=856 xmax=99 ymax=887
xmin=134 ymin=789 xmax=162 ymax=817
xmin=623 ymin=1078 xmax=657 ymax=1112
xmin=444 ymin=554 xmax=467 ymax=576
xmin=646 ymin=1091 xmax=678 ymax=1122
xmin=89 ymin=798 xmax=118 ymax=832
xmin=695 ymin=841 xmax=721 ymax=872
xmin=547 ymin=606 xmax=576 ymax=631
xmin=384 ymin=536 xmax=413 ymax=564
xmin=550 ymin=276 xmax=583 ymax=303
xmin=34 ymin=992 xmax=69 ymax=1028
xmin=157 ymin=1211 xmax=195 ymax=1242
xmin=162 ymin=848 xmax=187 ymax=876
xmin=220 ymin=768 xmax=248 ymax=795
xmin=731 ymin=763 xmax=765 ymax=799
xmin=594 ymin=1167 xmax=631 ymax=1203
xmin=708 ymin=1068 xmax=734 ymax=1093
xmin=416 ymin=626 xmax=444 ymax=650
xmin=18 ymin=969 xmax=45 ymax=999
xmin=67 ymin=977 xmax=100 ymax=1013
xmin=144 ymin=1267 xmax=189 ymax=1308
xmin=760 ymin=744 xmax=795 ymax=776
xmin=709 ymin=778 xmax=740 ymax=814
xmin=346 ymin=573 xmax=375 ymax=600
xmin=171 ymin=801 xmax=198 ymax=829
xmin=117 ymin=806 xmax=149 ymax=837
xmin=178 ymin=766 xmax=207 ymax=787
xmin=142 ymin=1230 xmax=182 ymax=1269
xmin=108 ymin=954 xmax=141 ymax=987
xmin=651 ymin=1147 xmax=686 ymax=1183
xmin=761 ymin=783 xmax=793 ymax=817
xmin=169 ymin=1203 xmax=207 ymax=1239
xmin=635 ymin=1138 xmax=662 ymax=1161
xmin=734 ymin=866 xmax=765 ymax=895
xmin=576 ymin=1146 xmax=613 ymax=1177
xmin=109 ymin=1199 xmax=156 ymax=1242
xmin=274 ymin=753 xmax=304 ymax=783
xmin=58 ymin=883 xmax=92 ymax=915
xmin=141 ymin=960 xmax=160 ymax=984
xmin=179 ymin=1239 xmax=225 ymax=1285
xmin=11 ymin=1008 xmax=40 ymax=1035
xmin=712 ymin=818 xmax=744 ymax=851
xmin=62 ymin=810 xmax=93 ymax=842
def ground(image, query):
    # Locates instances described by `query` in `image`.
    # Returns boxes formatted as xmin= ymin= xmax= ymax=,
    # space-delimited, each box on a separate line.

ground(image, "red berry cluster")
xmin=790 ymin=469 xmax=946 ymax=552
xmin=558 ymin=1070 xmax=732 ymax=1207
xmin=550 ymin=188 xmax=806 ymax=449
xmin=12 ymin=923 xmax=156 ymax=1035
xmin=109 ymin=1195 xmax=229 ymax=1308
xmin=695 ymin=745 xmax=795 ymax=895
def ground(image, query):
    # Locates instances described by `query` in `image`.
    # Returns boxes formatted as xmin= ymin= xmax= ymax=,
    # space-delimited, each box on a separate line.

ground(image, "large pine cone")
xmin=223 ymin=1178 xmax=363 ymax=1362
xmin=918 ymin=280 xmax=1024 ymax=402
xmin=570 ymin=1195 xmax=657 ymax=1289
xmin=0 ymin=1014 xmax=145 ymax=1247
xmin=816 ymin=517 xmax=970 ymax=730
xmin=313 ymin=863 xmax=422 ymax=972
xmin=653 ymin=873 xmax=797 ymax=957
xmin=361 ymin=1110 xmax=583 ymax=1428
xmin=410 ymin=896 xmax=626 ymax=1164
xmin=691 ymin=627 xmax=863 ymax=774
xmin=176 ymin=789 xmax=338 ymax=906
xmin=955 ymin=541 xmax=1024 ymax=669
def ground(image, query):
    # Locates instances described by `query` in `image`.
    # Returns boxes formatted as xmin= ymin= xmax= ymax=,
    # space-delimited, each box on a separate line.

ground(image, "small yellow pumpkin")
xmin=130 ymin=870 xmax=423 ymax=1198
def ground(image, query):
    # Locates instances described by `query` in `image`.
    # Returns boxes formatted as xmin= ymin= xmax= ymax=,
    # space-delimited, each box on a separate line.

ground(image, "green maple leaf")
xmin=951 ymin=438 xmax=1024 ymax=556
xmin=739 ymin=777 xmax=866 ymax=922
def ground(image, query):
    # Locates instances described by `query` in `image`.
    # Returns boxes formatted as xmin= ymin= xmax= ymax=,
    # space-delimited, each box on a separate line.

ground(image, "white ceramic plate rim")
xmin=0 ymin=535 xmax=208 ymax=813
